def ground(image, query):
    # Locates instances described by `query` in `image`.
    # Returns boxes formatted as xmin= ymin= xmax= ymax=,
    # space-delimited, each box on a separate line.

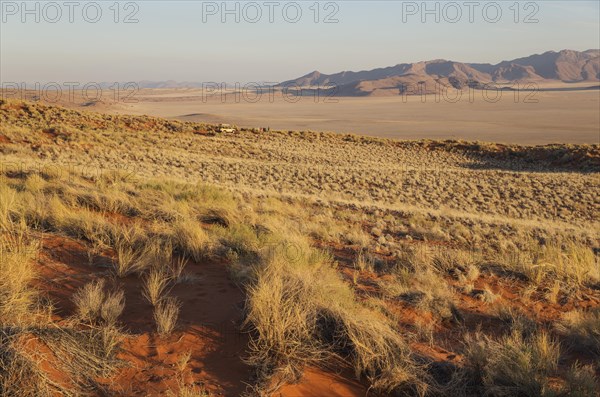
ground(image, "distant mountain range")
xmin=15 ymin=50 xmax=596 ymax=95
xmin=278 ymin=49 xmax=600 ymax=96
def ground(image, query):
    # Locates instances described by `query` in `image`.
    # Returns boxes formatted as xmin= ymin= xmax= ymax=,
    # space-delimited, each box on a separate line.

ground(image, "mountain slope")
xmin=279 ymin=50 xmax=600 ymax=96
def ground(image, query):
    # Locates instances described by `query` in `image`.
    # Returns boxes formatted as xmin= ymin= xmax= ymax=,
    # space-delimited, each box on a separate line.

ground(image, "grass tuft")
xmin=154 ymin=297 xmax=180 ymax=336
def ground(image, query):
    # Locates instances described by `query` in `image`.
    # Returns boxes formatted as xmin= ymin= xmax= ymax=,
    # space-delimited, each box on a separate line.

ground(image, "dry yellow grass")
xmin=243 ymin=235 xmax=430 ymax=395
xmin=463 ymin=330 xmax=561 ymax=396
xmin=154 ymin=297 xmax=180 ymax=336
xmin=142 ymin=269 xmax=171 ymax=306
xmin=0 ymin=99 xmax=598 ymax=396
xmin=556 ymin=309 xmax=600 ymax=354
xmin=172 ymin=220 xmax=210 ymax=262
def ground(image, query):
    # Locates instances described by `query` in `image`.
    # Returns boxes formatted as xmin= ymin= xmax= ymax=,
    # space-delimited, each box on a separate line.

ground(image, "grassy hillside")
xmin=0 ymin=99 xmax=598 ymax=396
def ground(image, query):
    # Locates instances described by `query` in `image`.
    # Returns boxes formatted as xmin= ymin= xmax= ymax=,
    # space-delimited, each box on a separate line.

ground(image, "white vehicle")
xmin=216 ymin=124 xmax=236 ymax=133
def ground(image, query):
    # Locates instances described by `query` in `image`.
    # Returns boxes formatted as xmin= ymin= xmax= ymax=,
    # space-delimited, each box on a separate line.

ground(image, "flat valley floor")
xmin=110 ymin=86 xmax=600 ymax=145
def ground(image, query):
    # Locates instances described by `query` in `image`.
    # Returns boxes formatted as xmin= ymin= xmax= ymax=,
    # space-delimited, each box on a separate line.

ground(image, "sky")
xmin=1 ymin=0 xmax=599 ymax=84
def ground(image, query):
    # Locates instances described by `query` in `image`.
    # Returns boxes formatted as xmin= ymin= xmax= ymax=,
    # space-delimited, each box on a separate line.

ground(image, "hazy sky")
xmin=1 ymin=1 xmax=599 ymax=83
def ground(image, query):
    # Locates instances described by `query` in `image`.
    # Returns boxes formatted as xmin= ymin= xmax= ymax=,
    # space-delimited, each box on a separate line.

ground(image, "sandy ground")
xmin=3 ymin=85 xmax=599 ymax=144
xmin=36 ymin=234 xmax=252 ymax=396
xmin=111 ymin=88 xmax=600 ymax=145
